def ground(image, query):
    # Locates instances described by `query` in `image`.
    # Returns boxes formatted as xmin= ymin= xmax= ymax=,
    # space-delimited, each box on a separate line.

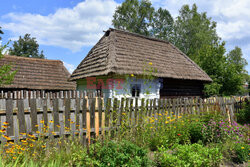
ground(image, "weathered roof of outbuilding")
xmin=0 ymin=55 xmax=76 ymax=90
xmin=70 ymin=28 xmax=212 ymax=82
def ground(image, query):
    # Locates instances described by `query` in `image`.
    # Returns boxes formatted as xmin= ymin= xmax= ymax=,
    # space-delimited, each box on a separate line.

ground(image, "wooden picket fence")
xmin=0 ymin=96 xmax=243 ymax=144
xmin=0 ymin=90 xmax=104 ymax=99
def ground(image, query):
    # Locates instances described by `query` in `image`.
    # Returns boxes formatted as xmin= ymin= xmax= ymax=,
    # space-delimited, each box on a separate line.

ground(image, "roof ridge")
xmin=4 ymin=55 xmax=62 ymax=63
xmin=109 ymin=28 xmax=171 ymax=44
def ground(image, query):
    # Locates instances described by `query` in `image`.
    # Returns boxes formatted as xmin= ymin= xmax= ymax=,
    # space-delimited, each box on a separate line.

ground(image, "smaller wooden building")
xmin=0 ymin=55 xmax=76 ymax=97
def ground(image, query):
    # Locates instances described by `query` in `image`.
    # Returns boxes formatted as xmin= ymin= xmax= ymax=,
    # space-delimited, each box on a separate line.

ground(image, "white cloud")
xmin=1 ymin=0 xmax=118 ymax=52
xmin=151 ymin=0 xmax=250 ymax=41
xmin=63 ymin=61 xmax=76 ymax=74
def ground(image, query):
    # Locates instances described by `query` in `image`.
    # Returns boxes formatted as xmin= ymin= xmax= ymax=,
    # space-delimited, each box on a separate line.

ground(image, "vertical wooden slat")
xmin=129 ymin=98 xmax=134 ymax=125
xmin=125 ymin=98 xmax=129 ymax=124
xmin=145 ymin=99 xmax=149 ymax=116
xmin=140 ymin=98 xmax=145 ymax=124
xmin=134 ymin=98 xmax=138 ymax=125
xmin=112 ymin=98 xmax=118 ymax=137
xmin=53 ymin=98 xmax=59 ymax=132
xmin=30 ymin=99 xmax=38 ymax=132
xmin=98 ymin=97 xmax=102 ymax=130
xmin=105 ymin=98 xmax=111 ymax=131
xmin=6 ymin=99 xmax=14 ymax=137
xmin=153 ymin=98 xmax=157 ymax=120
xmin=43 ymin=99 xmax=48 ymax=126
xmin=119 ymin=98 xmax=125 ymax=126
xmin=81 ymin=98 xmax=87 ymax=145
xmin=65 ymin=98 xmax=71 ymax=131
xmin=90 ymin=98 xmax=96 ymax=140
xmin=17 ymin=99 xmax=26 ymax=133
xmin=75 ymin=97 xmax=80 ymax=135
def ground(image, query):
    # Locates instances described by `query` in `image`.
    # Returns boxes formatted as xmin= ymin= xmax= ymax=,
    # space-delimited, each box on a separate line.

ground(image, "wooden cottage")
xmin=70 ymin=28 xmax=212 ymax=99
xmin=0 ymin=55 xmax=76 ymax=97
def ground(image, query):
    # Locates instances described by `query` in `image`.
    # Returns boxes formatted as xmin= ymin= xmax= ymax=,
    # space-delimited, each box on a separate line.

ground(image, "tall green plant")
xmin=0 ymin=42 xmax=16 ymax=85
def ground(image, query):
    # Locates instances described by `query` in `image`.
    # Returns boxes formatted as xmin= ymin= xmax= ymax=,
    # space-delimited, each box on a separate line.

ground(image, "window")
xmin=96 ymin=83 xmax=103 ymax=97
xmin=131 ymin=84 xmax=141 ymax=97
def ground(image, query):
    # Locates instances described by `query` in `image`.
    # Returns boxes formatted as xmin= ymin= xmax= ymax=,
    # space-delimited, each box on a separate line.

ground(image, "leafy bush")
xmin=236 ymin=101 xmax=250 ymax=124
xmin=89 ymin=140 xmax=150 ymax=167
xmin=157 ymin=144 xmax=223 ymax=167
xmin=232 ymin=142 xmax=249 ymax=163
xmin=188 ymin=120 xmax=204 ymax=143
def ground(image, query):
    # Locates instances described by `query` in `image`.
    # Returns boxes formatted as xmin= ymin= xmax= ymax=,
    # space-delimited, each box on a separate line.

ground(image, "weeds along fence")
xmin=0 ymin=96 xmax=244 ymax=144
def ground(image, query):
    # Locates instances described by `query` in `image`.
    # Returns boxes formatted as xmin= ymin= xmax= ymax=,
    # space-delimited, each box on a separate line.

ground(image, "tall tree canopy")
xmin=0 ymin=29 xmax=16 ymax=85
xmin=112 ymin=0 xmax=154 ymax=36
xmin=9 ymin=34 xmax=45 ymax=59
xmin=150 ymin=7 xmax=174 ymax=41
xmin=172 ymin=4 xmax=219 ymax=60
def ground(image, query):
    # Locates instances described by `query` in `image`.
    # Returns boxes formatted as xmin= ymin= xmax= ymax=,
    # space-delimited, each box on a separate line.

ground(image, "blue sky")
xmin=0 ymin=0 xmax=249 ymax=73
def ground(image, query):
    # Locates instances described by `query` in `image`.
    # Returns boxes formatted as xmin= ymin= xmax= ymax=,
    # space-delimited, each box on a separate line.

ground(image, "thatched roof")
xmin=0 ymin=55 xmax=76 ymax=90
xmin=70 ymin=28 xmax=212 ymax=82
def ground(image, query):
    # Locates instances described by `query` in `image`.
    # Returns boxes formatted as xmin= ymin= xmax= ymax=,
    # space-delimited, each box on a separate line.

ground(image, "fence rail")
xmin=0 ymin=96 xmax=247 ymax=144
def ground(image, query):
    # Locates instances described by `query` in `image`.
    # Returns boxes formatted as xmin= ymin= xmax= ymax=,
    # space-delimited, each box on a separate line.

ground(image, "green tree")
xmin=150 ymin=7 xmax=174 ymax=41
xmin=223 ymin=47 xmax=248 ymax=95
xmin=172 ymin=4 xmax=219 ymax=60
xmin=112 ymin=0 xmax=154 ymax=36
xmin=226 ymin=46 xmax=248 ymax=74
xmin=195 ymin=43 xmax=226 ymax=96
xmin=0 ymin=27 xmax=3 ymax=40
xmin=9 ymin=34 xmax=45 ymax=59
xmin=0 ymin=29 xmax=16 ymax=85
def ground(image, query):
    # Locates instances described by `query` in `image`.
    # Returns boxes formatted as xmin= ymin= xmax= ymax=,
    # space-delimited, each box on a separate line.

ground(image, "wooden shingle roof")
xmin=70 ymin=28 xmax=212 ymax=82
xmin=0 ymin=56 xmax=76 ymax=90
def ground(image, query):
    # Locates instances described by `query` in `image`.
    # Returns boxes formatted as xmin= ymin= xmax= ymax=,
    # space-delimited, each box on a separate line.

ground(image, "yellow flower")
xmin=149 ymin=62 xmax=152 ymax=65
xmin=3 ymin=122 xmax=9 ymax=125
xmin=165 ymin=121 xmax=169 ymax=124
xmin=56 ymin=125 xmax=61 ymax=128
xmin=12 ymin=157 xmax=17 ymax=160
xmin=42 ymin=145 xmax=46 ymax=148
xmin=40 ymin=120 xmax=44 ymax=124
xmin=3 ymin=135 xmax=11 ymax=140
xmin=49 ymin=120 xmax=54 ymax=123
xmin=35 ymin=124 xmax=39 ymax=127
xmin=241 ymin=147 xmax=244 ymax=149
xmin=29 ymin=144 xmax=34 ymax=147
xmin=2 ymin=125 xmax=7 ymax=128
xmin=131 ymin=74 xmax=134 ymax=77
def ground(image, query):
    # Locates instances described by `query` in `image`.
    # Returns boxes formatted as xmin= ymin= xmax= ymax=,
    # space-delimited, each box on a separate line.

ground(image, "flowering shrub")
xmin=202 ymin=119 xmax=247 ymax=144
